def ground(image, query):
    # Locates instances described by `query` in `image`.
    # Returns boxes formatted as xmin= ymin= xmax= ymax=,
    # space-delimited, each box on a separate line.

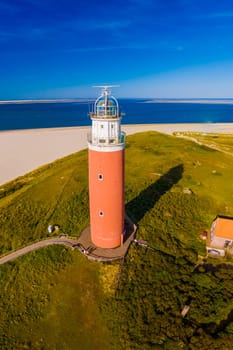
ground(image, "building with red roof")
xmin=207 ymin=215 xmax=233 ymax=256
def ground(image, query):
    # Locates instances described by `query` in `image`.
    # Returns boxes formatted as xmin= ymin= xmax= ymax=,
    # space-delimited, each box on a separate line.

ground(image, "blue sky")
xmin=1 ymin=0 xmax=233 ymax=99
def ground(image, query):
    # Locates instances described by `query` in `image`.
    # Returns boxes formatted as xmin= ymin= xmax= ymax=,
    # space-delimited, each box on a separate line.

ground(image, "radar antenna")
xmin=93 ymin=85 xmax=120 ymax=96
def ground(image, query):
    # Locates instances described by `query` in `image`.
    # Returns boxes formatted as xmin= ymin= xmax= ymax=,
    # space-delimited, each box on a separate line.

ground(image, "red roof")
xmin=215 ymin=217 xmax=233 ymax=240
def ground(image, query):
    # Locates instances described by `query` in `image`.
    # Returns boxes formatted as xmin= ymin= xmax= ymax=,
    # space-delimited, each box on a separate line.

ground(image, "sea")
xmin=0 ymin=98 xmax=233 ymax=131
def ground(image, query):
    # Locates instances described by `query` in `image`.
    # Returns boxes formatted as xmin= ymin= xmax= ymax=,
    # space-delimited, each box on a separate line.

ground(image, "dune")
xmin=0 ymin=123 xmax=232 ymax=186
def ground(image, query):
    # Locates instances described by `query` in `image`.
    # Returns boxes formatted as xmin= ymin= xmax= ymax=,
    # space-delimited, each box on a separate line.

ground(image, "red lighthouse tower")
xmin=88 ymin=86 xmax=125 ymax=249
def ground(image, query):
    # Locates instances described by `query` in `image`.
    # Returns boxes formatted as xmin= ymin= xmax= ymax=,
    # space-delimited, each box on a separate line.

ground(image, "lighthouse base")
xmin=76 ymin=215 xmax=137 ymax=262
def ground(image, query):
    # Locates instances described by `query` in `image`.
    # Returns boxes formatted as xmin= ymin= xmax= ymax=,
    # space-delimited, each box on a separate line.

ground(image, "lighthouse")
xmin=88 ymin=86 xmax=125 ymax=249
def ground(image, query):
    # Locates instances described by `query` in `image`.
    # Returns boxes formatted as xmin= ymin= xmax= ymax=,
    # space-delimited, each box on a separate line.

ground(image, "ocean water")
xmin=0 ymin=99 xmax=233 ymax=131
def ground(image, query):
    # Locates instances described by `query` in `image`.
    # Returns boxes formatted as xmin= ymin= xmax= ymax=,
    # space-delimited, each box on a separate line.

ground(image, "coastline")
xmin=144 ymin=99 xmax=233 ymax=104
xmin=1 ymin=98 xmax=233 ymax=105
xmin=0 ymin=123 xmax=232 ymax=186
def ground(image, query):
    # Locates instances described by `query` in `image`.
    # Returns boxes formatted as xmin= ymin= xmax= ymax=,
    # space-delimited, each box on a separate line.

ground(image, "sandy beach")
xmin=0 ymin=123 xmax=232 ymax=186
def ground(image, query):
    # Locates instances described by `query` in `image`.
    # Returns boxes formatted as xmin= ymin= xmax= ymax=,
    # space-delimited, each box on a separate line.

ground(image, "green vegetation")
xmin=0 ymin=150 xmax=89 ymax=254
xmin=174 ymin=132 xmax=233 ymax=154
xmin=0 ymin=246 xmax=113 ymax=349
xmin=0 ymin=131 xmax=233 ymax=349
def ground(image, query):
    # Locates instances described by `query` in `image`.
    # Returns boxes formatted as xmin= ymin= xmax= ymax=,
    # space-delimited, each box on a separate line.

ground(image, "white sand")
xmin=0 ymin=123 xmax=232 ymax=186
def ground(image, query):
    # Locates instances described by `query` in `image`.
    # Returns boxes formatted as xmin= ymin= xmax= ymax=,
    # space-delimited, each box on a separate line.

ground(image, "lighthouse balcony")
xmin=89 ymin=112 xmax=122 ymax=120
xmin=87 ymin=131 xmax=125 ymax=146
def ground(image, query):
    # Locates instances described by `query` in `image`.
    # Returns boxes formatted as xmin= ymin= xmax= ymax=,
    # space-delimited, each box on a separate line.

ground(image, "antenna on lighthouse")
xmin=93 ymin=85 xmax=120 ymax=96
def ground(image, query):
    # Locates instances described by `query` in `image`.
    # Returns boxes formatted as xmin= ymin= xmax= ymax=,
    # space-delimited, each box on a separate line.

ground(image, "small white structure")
xmin=181 ymin=305 xmax=190 ymax=318
xmin=206 ymin=247 xmax=225 ymax=257
xmin=48 ymin=225 xmax=54 ymax=233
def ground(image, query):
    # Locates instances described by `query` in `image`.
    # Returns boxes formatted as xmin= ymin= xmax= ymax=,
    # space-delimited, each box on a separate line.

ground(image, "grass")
xmin=0 ymin=246 xmax=114 ymax=350
xmin=0 ymin=150 xmax=89 ymax=254
xmin=174 ymin=132 xmax=233 ymax=154
xmin=0 ymin=131 xmax=233 ymax=349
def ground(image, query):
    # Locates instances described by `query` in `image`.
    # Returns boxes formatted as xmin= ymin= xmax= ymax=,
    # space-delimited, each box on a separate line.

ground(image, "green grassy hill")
xmin=0 ymin=131 xmax=233 ymax=349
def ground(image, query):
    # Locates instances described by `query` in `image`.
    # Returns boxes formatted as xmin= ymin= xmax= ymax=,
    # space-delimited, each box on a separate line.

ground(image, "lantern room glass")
xmin=95 ymin=95 xmax=119 ymax=118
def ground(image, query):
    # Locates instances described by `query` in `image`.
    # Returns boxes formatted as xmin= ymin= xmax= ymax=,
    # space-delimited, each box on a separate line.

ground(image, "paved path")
xmin=0 ymin=237 xmax=78 ymax=265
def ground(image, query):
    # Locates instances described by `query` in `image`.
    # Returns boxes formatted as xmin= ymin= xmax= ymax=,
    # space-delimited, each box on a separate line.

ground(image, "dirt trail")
xmin=176 ymin=135 xmax=233 ymax=157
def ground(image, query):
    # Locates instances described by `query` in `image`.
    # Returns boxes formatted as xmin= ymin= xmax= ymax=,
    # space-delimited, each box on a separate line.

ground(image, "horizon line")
xmin=1 ymin=97 xmax=233 ymax=105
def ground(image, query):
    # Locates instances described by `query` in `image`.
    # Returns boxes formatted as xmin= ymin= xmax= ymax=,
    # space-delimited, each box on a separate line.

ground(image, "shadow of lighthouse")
xmin=126 ymin=164 xmax=184 ymax=225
